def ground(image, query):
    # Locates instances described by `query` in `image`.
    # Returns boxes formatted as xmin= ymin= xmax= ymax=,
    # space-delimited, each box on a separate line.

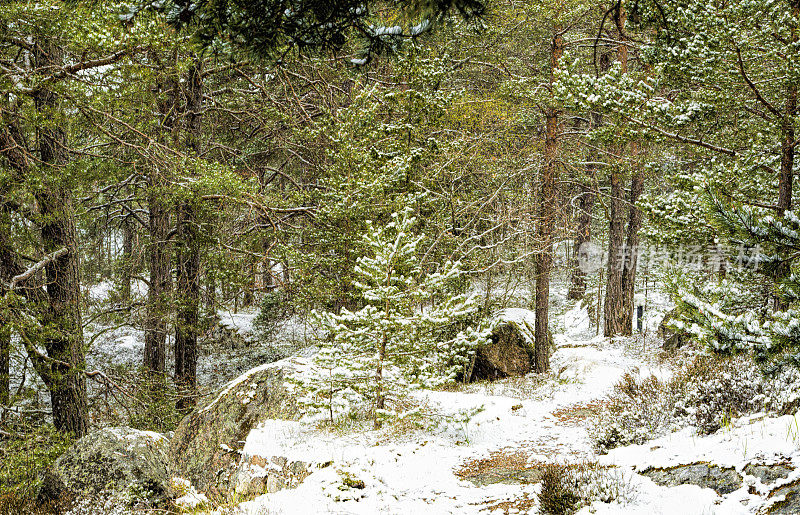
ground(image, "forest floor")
xmin=56 ymin=281 xmax=800 ymax=514
xmin=216 ymin=300 xmax=800 ymax=515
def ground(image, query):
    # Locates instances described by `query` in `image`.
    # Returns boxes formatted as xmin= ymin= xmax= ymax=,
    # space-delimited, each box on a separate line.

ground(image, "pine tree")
xmin=292 ymin=209 xmax=488 ymax=428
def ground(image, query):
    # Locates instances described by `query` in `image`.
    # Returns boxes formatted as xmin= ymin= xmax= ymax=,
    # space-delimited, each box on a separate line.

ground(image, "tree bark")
xmin=175 ymin=202 xmax=200 ymax=409
xmin=31 ymin=38 xmax=88 ymax=436
xmin=603 ymin=7 xmax=633 ymax=338
xmin=534 ymin=28 xmax=564 ymax=373
xmin=144 ymin=191 xmax=170 ymax=374
xmin=604 ymin=173 xmax=626 ymax=336
xmin=0 ymin=205 xmax=14 ymax=409
xmin=120 ymin=219 xmax=133 ymax=306
xmin=568 ymin=182 xmax=596 ymax=300
xmin=775 ymin=42 xmax=796 ymax=311
xmin=620 ymin=172 xmax=645 ymax=335
xmin=144 ymin=61 xmax=180 ymax=374
xmin=175 ymin=59 xmax=203 ymax=409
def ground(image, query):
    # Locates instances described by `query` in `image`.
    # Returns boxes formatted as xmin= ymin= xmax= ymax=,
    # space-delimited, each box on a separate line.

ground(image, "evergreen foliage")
xmin=292 ymin=209 xmax=489 ymax=426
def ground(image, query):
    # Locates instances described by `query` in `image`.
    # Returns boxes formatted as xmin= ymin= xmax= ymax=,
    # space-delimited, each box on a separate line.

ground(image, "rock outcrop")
xmin=768 ymin=478 xmax=800 ymax=514
xmin=168 ymin=357 xmax=305 ymax=499
xmin=639 ymin=462 xmax=742 ymax=495
xmin=658 ymin=308 xmax=690 ymax=351
xmin=38 ymin=427 xmax=172 ymax=507
xmin=466 ymin=308 xmax=536 ymax=382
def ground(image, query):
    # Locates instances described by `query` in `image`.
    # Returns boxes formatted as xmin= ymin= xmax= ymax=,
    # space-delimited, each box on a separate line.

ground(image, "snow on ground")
xmin=228 ymin=304 xmax=688 ymax=514
xmin=595 ymin=412 xmax=800 ymax=514
xmin=86 ymin=325 xmax=145 ymax=369
xmin=217 ymin=309 xmax=258 ymax=337
xmin=223 ymin=298 xmax=800 ymax=514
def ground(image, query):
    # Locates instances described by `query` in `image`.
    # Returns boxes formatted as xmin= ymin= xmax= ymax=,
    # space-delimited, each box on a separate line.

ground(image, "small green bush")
xmin=253 ymin=289 xmax=291 ymax=341
xmin=537 ymin=462 xmax=635 ymax=514
xmin=0 ymin=423 xmax=74 ymax=502
xmin=539 ymin=464 xmax=581 ymax=514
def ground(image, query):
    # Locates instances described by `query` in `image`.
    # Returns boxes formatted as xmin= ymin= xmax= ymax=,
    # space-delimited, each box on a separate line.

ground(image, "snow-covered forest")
xmin=3 ymin=0 xmax=800 ymax=513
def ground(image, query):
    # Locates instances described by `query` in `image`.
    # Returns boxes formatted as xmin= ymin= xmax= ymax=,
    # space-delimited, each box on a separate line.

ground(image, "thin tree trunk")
xmin=204 ymin=266 xmax=216 ymax=314
xmin=604 ymin=173 xmax=626 ymax=336
xmin=603 ymin=8 xmax=631 ymax=338
xmin=568 ymin=182 xmax=596 ymax=300
xmin=0 ymin=207 xmax=12 ymax=409
xmin=534 ymin=27 xmax=564 ymax=374
xmin=0 ymin=326 xmax=7 ymax=408
xmin=620 ymin=172 xmax=644 ymax=335
xmin=175 ymin=59 xmax=203 ymax=410
xmin=775 ymin=39 xmax=796 ymax=310
xmin=144 ymin=60 xmax=180 ymax=374
xmin=144 ymin=191 xmax=170 ymax=374
xmin=121 ymin=219 xmax=133 ymax=306
xmin=175 ymin=202 xmax=200 ymax=410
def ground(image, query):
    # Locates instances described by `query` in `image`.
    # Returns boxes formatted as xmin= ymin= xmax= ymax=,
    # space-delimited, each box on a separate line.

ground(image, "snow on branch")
xmin=8 ymin=247 xmax=68 ymax=290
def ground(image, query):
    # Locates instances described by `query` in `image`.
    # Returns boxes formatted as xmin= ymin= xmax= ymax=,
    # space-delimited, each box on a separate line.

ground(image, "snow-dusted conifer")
xmin=293 ymin=209 xmax=489 ymax=427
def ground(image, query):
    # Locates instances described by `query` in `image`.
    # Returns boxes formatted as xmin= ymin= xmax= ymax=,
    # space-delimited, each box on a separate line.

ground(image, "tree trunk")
xmin=175 ymin=202 xmax=200 ymax=410
xmin=33 ymin=38 xmax=88 ymax=436
xmin=603 ymin=8 xmax=631 ymax=338
xmin=175 ymin=59 xmax=203 ymax=410
xmin=0 ymin=204 xmax=15 ymax=409
xmin=604 ymin=173 xmax=626 ymax=336
xmin=620 ymin=172 xmax=645 ymax=335
xmin=534 ymin=28 xmax=564 ymax=374
xmin=568 ymin=182 xmax=596 ymax=300
xmin=775 ymin=49 xmax=796 ymax=311
xmin=144 ymin=60 xmax=181 ymax=374
xmin=144 ymin=190 xmax=170 ymax=374
xmin=0 ymin=326 xmax=7 ymax=408
xmin=204 ymin=266 xmax=216 ymax=314
xmin=121 ymin=219 xmax=134 ymax=306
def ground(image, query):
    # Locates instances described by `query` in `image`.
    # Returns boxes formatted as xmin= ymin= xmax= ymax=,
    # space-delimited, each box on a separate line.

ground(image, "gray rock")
xmin=38 ymin=427 xmax=172 ymax=507
xmin=462 ymin=467 xmax=544 ymax=487
xmin=266 ymin=475 xmax=286 ymax=493
xmin=640 ymin=462 xmax=743 ymax=495
xmin=743 ymin=463 xmax=793 ymax=485
xmin=767 ymin=479 xmax=800 ymax=514
xmin=168 ymin=358 xmax=303 ymax=500
xmin=230 ymin=455 xmax=312 ymax=500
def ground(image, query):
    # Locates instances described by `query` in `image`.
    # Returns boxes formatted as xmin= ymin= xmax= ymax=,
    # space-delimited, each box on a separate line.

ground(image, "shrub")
xmin=673 ymin=355 xmax=765 ymax=434
xmin=253 ymin=289 xmax=291 ymax=341
xmin=0 ymin=423 xmax=74 ymax=502
xmin=539 ymin=464 xmax=581 ymax=514
xmin=592 ymin=354 xmax=800 ymax=452
xmin=592 ymin=373 xmax=676 ymax=452
xmin=538 ymin=462 xmax=636 ymax=514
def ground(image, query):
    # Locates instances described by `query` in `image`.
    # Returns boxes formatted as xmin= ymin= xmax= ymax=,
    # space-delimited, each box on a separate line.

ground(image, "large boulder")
xmin=168 ymin=357 xmax=305 ymax=499
xmin=38 ymin=427 xmax=172 ymax=507
xmin=658 ymin=307 xmax=691 ymax=351
xmin=466 ymin=308 xmax=536 ymax=382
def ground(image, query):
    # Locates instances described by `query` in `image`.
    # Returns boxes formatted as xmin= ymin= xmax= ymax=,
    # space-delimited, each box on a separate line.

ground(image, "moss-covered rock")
xmin=768 ymin=478 xmax=800 ymax=514
xmin=639 ymin=462 xmax=742 ymax=495
xmin=168 ymin=357 xmax=304 ymax=500
xmin=37 ymin=427 xmax=172 ymax=507
xmin=466 ymin=309 xmax=536 ymax=382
